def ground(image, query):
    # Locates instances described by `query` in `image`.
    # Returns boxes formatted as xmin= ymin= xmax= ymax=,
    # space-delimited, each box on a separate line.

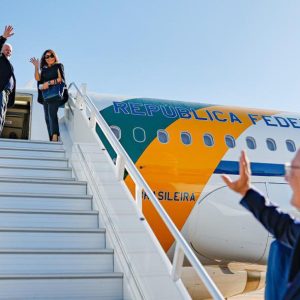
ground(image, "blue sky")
xmin=2 ymin=0 xmax=300 ymax=111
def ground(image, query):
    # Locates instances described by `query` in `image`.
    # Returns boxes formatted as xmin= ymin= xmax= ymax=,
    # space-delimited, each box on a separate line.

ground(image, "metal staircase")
xmin=0 ymin=138 xmax=123 ymax=299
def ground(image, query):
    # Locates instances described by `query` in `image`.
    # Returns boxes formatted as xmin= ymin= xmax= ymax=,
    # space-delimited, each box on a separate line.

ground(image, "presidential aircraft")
xmin=6 ymin=89 xmax=297 ymax=298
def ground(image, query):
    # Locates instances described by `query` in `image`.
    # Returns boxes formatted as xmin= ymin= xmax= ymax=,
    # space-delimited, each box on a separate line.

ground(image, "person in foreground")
xmin=30 ymin=50 xmax=67 ymax=142
xmin=265 ymin=240 xmax=291 ymax=300
xmin=0 ymin=25 xmax=16 ymax=135
xmin=222 ymin=150 xmax=300 ymax=300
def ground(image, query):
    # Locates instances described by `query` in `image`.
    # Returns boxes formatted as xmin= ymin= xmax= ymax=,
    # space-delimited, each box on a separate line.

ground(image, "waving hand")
xmin=2 ymin=25 xmax=14 ymax=39
xmin=221 ymin=150 xmax=252 ymax=196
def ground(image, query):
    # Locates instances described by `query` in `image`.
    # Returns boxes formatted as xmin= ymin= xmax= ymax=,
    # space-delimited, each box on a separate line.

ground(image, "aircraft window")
xmin=110 ymin=126 xmax=121 ymax=140
xmin=266 ymin=138 xmax=277 ymax=151
xmin=286 ymin=139 xmax=296 ymax=152
xmin=157 ymin=130 xmax=169 ymax=144
xmin=181 ymin=132 xmax=192 ymax=145
xmin=246 ymin=136 xmax=256 ymax=150
xmin=133 ymin=127 xmax=146 ymax=143
xmin=225 ymin=135 xmax=235 ymax=148
xmin=203 ymin=134 xmax=214 ymax=147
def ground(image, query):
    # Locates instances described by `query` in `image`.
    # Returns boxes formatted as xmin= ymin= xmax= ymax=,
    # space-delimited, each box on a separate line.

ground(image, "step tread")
xmin=0 ymin=227 xmax=105 ymax=233
xmin=0 ymin=273 xmax=123 ymax=279
xmin=0 ymin=165 xmax=72 ymax=171
xmin=0 ymin=155 xmax=68 ymax=162
xmin=0 ymin=209 xmax=98 ymax=215
xmin=0 ymin=176 xmax=75 ymax=182
xmin=0 ymin=249 xmax=113 ymax=254
xmin=0 ymin=138 xmax=63 ymax=146
xmin=0 ymin=146 xmax=65 ymax=153
xmin=0 ymin=192 xmax=92 ymax=199
xmin=0 ymin=177 xmax=86 ymax=184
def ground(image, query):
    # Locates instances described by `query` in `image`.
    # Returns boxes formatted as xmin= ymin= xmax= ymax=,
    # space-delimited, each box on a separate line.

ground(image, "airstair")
xmin=0 ymin=84 xmax=224 ymax=299
xmin=0 ymin=138 xmax=123 ymax=299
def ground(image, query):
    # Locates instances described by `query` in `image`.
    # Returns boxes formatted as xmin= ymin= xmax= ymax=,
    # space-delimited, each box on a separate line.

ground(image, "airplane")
xmin=4 ymin=88 xmax=298 ymax=298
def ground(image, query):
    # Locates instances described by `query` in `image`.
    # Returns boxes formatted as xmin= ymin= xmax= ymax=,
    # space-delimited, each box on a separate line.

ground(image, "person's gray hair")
xmin=4 ymin=43 xmax=12 ymax=49
xmin=1 ymin=43 xmax=12 ymax=52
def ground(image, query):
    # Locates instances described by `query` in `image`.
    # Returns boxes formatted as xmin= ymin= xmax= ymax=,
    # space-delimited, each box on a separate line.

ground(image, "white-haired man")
xmin=0 ymin=25 xmax=16 ymax=134
xmin=222 ymin=150 xmax=300 ymax=299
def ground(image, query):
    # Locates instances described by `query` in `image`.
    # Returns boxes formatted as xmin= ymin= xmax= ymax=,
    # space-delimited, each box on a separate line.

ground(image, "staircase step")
xmin=0 ymin=273 xmax=123 ymax=299
xmin=0 ymin=193 xmax=92 ymax=211
xmin=0 ymin=209 xmax=99 ymax=229
xmin=0 ymin=147 xmax=65 ymax=159
xmin=0 ymin=139 xmax=63 ymax=150
xmin=0 ymin=249 xmax=114 ymax=274
xmin=0 ymin=165 xmax=73 ymax=179
xmin=0 ymin=228 xmax=106 ymax=249
xmin=0 ymin=175 xmax=75 ymax=182
xmin=0 ymin=178 xmax=87 ymax=195
xmin=0 ymin=139 xmax=123 ymax=299
xmin=0 ymin=156 xmax=69 ymax=168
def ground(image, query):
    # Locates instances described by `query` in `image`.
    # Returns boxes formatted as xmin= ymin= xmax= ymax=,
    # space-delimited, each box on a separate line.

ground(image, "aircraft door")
xmin=1 ymin=93 xmax=32 ymax=140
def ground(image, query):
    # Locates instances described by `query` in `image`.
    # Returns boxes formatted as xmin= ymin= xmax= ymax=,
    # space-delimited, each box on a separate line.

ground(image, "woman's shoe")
xmin=52 ymin=134 xmax=58 ymax=142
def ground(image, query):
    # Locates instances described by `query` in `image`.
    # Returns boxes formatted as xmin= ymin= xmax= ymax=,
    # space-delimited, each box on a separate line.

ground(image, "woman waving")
xmin=30 ymin=50 xmax=68 ymax=141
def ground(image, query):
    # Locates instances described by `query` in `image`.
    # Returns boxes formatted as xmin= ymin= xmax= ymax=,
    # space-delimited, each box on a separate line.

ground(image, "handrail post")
xmin=171 ymin=242 xmax=185 ymax=281
xmin=76 ymin=93 xmax=85 ymax=110
xmin=80 ymin=83 xmax=87 ymax=95
xmin=89 ymin=111 xmax=96 ymax=129
xmin=75 ymin=83 xmax=87 ymax=110
xmin=115 ymin=154 xmax=125 ymax=181
xmin=135 ymin=185 xmax=143 ymax=212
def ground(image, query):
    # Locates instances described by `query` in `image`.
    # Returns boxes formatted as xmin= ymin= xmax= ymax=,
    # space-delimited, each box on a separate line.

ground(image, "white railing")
xmin=67 ymin=82 xmax=224 ymax=300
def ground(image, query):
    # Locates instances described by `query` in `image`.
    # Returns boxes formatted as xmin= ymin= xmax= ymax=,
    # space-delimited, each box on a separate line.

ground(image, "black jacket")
xmin=241 ymin=189 xmax=300 ymax=300
xmin=0 ymin=36 xmax=16 ymax=108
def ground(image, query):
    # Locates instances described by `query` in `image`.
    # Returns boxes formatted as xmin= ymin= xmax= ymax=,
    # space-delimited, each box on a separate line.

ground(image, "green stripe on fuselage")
xmin=96 ymin=98 xmax=212 ymax=163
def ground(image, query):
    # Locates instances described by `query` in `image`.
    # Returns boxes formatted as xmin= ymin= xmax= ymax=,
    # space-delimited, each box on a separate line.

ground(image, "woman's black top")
xmin=37 ymin=63 xmax=66 ymax=104
xmin=40 ymin=63 xmax=65 ymax=83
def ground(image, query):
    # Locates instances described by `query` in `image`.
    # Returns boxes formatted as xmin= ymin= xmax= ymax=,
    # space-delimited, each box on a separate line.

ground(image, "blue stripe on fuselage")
xmin=215 ymin=160 xmax=285 ymax=177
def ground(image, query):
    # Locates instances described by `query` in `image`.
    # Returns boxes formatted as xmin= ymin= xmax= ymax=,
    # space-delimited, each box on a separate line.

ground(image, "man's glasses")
xmin=45 ymin=53 xmax=54 ymax=59
xmin=284 ymin=163 xmax=300 ymax=175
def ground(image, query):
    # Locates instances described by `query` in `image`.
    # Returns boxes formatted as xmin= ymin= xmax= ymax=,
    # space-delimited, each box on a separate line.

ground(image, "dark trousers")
xmin=0 ymin=90 xmax=9 ymax=135
xmin=43 ymin=101 xmax=60 ymax=140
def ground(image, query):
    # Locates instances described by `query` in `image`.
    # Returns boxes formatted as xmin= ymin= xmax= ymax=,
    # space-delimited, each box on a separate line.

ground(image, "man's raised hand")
xmin=221 ymin=150 xmax=251 ymax=196
xmin=3 ymin=25 xmax=14 ymax=39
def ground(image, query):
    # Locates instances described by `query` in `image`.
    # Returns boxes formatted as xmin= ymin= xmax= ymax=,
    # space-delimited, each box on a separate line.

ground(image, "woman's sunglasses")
xmin=45 ymin=53 xmax=55 ymax=59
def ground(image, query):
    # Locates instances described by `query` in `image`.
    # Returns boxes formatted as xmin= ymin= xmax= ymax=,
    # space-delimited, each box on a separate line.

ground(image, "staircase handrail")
xmin=67 ymin=82 xmax=224 ymax=300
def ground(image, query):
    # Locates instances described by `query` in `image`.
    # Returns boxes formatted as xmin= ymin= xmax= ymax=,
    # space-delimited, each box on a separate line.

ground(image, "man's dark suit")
xmin=241 ymin=189 xmax=300 ymax=300
xmin=0 ymin=36 xmax=16 ymax=108
xmin=265 ymin=240 xmax=292 ymax=300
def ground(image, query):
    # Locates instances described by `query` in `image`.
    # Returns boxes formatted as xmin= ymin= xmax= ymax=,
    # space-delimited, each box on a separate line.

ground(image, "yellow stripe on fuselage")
xmin=125 ymin=106 xmax=277 ymax=251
